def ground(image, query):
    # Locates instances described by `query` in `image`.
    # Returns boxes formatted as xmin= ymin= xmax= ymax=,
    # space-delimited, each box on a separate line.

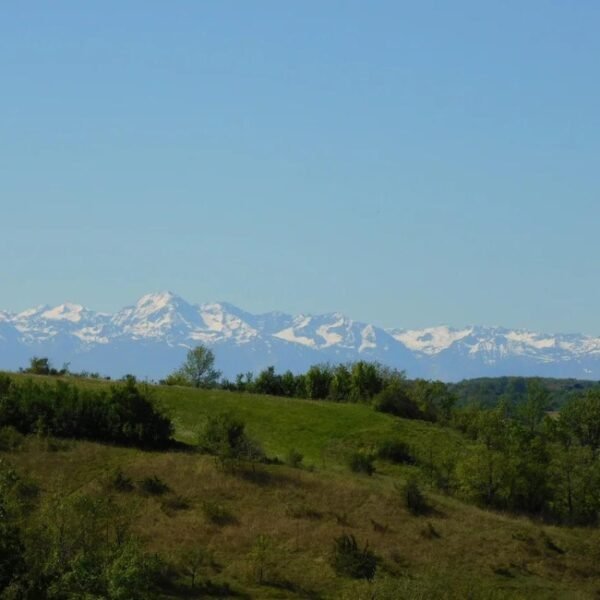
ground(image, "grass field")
xmin=2 ymin=373 xmax=600 ymax=598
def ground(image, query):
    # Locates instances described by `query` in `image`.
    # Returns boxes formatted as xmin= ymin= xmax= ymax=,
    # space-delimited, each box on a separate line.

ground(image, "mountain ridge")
xmin=1 ymin=291 xmax=599 ymax=381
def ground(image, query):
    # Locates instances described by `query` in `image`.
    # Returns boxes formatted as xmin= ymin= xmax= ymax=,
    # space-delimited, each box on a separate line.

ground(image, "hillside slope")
xmin=1 ymin=375 xmax=599 ymax=598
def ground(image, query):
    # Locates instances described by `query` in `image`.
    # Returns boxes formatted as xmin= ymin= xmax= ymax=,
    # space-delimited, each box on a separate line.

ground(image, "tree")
xmin=305 ymin=365 xmax=332 ymax=399
xmin=170 ymin=345 xmax=221 ymax=388
xmin=560 ymin=390 xmax=600 ymax=455
xmin=373 ymin=382 xmax=421 ymax=419
xmin=25 ymin=356 xmax=51 ymax=376
xmin=518 ymin=380 xmax=550 ymax=434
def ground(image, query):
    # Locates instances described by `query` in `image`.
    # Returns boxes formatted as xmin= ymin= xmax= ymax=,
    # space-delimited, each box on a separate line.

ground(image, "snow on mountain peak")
xmin=16 ymin=305 xmax=50 ymax=320
xmin=3 ymin=292 xmax=600 ymax=381
xmin=41 ymin=303 xmax=87 ymax=323
xmin=391 ymin=326 xmax=474 ymax=355
xmin=134 ymin=291 xmax=182 ymax=313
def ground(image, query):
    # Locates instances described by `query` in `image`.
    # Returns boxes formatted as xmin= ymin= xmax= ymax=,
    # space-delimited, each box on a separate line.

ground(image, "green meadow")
xmin=1 ymin=373 xmax=599 ymax=599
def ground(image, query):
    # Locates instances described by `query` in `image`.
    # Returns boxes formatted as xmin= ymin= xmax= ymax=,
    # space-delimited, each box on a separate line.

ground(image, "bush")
xmin=139 ymin=476 xmax=169 ymax=496
xmin=285 ymin=448 xmax=304 ymax=468
xmin=197 ymin=413 xmax=264 ymax=462
xmin=348 ymin=452 xmax=375 ymax=476
xmin=246 ymin=535 xmax=278 ymax=585
xmin=331 ymin=534 xmax=377 ymax=580
xmin=201 ymin=501 xmax=236 ymax=526
xmin=377 ymin=439 xmax=414 ymax=464
xmin=111 ymin=469 xmax=134 ymax=493
xmin=0 ymin=375 xmax=173 ymax=448
xmin=373 ymin=383 xmax=422 ymax=419
xmin=401 ymin=477 xmax=429 ymax=515
xmin=0 ymin=427 xmax=25 ymax=452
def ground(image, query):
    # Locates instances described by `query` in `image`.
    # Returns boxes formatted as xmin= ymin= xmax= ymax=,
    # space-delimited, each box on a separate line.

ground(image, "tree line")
xmin=443 ymin=382 xmax=600 ymax=524
xmin=163 ymin=346 xmax=457 ymax=423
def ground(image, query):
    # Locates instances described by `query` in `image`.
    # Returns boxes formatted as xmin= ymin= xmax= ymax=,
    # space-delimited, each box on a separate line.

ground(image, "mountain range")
xmin=1 ymin=291 xmax=599 ymax=382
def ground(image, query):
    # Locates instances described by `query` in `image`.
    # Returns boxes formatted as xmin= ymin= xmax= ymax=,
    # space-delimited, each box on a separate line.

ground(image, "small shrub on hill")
xmin=111 ymin=469 xmax=134 ymax=493
xmin=0 ymin=426 xmax=25 ymax=452
xmin=285 ymin=448 xmax=304 ymax=468
xmin=331 ymin=534 xmax=377 ymax=580
xmin=197 ymin=413 xmax=264 ymax=463
xmin=348 ymin=452 xmax=375 ymax=476
xmin=139 ymin=475 xmax=169 ymax=496
xmin=400 ymin=477 xmax=429 ymax=516
xmin=373 ymin=383 xmax=422 ymax=420
xmin=201 ymin=500 xmax=237 ymax=526
xmin=246 ymin=534 xmax=278 ymax=585
xmin=377 ymin=439 xmax=414 ymax=464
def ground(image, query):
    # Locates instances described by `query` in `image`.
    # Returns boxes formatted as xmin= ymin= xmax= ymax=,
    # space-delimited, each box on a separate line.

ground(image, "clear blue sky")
xmin=1 ymin=1 xmax=599 ymax=333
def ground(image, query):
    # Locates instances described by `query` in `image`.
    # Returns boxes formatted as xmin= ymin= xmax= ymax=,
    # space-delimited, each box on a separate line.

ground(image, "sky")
xmin=1 ymin=1 xmax=599 ymax=333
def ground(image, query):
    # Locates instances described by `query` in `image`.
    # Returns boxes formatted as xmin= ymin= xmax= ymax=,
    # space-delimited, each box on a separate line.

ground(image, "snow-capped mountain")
xmin=1 ymin=291 xmax=599 ymax=382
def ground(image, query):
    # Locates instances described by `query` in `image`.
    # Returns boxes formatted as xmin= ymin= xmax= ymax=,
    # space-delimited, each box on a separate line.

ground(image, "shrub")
xmin=373 ymin=383 xmax=423 ymax=419
xmin=377 ymin=439 xmax=414 ymax=464
xmin=348 ymin=452 xmax=375 ymax=476
xmin=139 ymin=476 xmax=169 ymax=496
xmin=0 ymin=427 xmax=25 ymax=452
xmin=111 ymin=469 xmax=134 ymax=493
xmin=197 ymin=413 xmax=264 ymax=462
xmin=247 ymin=535 xmax=278 ymax=584
xmin=401 ymin=477 xmax=429 ymax=515
xmin=201 ymin=501 xmax=236 ymax=526
xmin=331 ymin=534 xmax=377 ymax=580
xmin=0 ymin=375 xmax=173 ymax=448
xmin=285 ymin=448 xmax=304 ymax=468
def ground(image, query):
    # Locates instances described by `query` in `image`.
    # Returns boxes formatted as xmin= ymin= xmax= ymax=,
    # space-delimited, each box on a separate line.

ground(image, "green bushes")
xmin=111 ymin=469 xmax=134 ymax=493
xmin=331 ymin=534 xmax=377 ymax=580
xmin=373 ymin=383 xmax=422 ymax=419
xmin=285 ymin=448 xmax=304 ymax=468
xmin=139 ymin=475 xmax=170 ymax=496
xmin=377 ymin=439 xmax=415 ymax=464
xmin=348 ymin=452 xmax=375 ymax=476
xmin=0 ymin=375 xmax=173 ymax=448
xmin=401 ymin=477 xmax=430 ymax=516
xmin=197 ymin=413 xmax=264 ymax=463
xmin=201 ymin=501 xmax=236 ymax=526
xmin=0 ymin=426 xmax=25 ymax=452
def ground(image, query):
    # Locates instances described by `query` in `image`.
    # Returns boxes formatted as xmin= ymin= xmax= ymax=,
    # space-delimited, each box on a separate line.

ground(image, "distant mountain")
xmin=1 ymin=291 xmax=599 ymax=382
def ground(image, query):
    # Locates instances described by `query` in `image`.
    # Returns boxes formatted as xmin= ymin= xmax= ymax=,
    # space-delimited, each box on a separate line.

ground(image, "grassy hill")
xmin=1 ymin=373 xmax=600 ymax=599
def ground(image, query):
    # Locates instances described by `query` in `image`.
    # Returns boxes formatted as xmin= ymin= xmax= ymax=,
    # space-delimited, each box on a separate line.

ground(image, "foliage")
xmin=201 ymin=500 xmax=236 ymax=526
xmin=285 ymin=447 xmax=304 ymax=468
xmin=450 ymin=376 xmax=600 ymax=411
xmin=166 ymin=345 xmax=221 ymax=388
xmin=401 ymin=477 xmax=429 ymax=516
xmin=373 ymin=382 xmax=422 ymax=419
xmin=139 ymin=475 xmax=169 ymax=496
xmin=0 ymin=459 xmax=163 ymax=599
xmin=246 ymin=535 xmax=278 ymax=585
xmin=197 ymin=413 xmax=264 ymax=463
xmin=0 ymin=374 xmax=173 ymax=448
xmin=348 ymin=452 xmax=375 ymax=476
xmin=21 ymin=357 xmax=69 ymax=377
xmin=331 ymin=534 xmax=377 ymax=580
xmin=377 ymin=439 xmax=415 ymax=464
xmin=0 ymin=427 xmax=25 ymax=452
xmin=110 ymin=469 xmax=134 ymax=493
